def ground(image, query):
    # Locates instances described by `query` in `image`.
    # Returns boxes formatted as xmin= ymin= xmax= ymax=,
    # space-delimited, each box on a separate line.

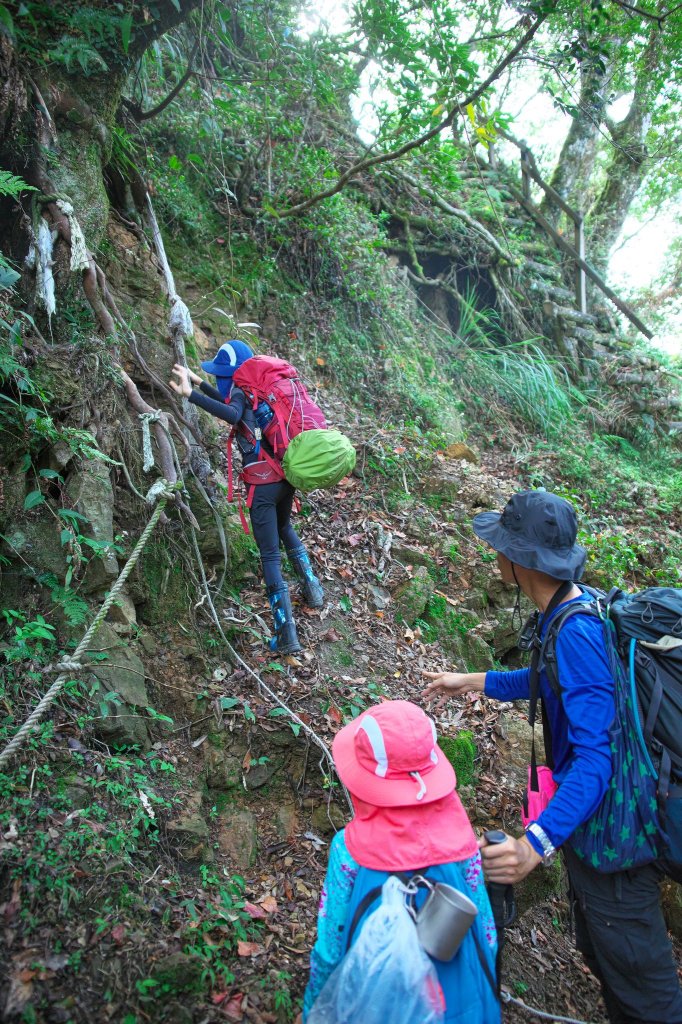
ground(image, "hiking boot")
xmin=286 ymin=546 xmax=325 ymax=609
xmin=266 ymin=583 xmax=302 ymax=655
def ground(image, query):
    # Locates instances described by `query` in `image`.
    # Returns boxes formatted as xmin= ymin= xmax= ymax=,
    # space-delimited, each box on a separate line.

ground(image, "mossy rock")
xmin=186 ymin=480 xmax=259 ymax=580
xmin=421 ymin=596 xmax=494 ymax=671
xmin=1 ymin=519 xmax=67 ymax=579
xmin=392 ymin=565 xmax=435 ymax=625
xmin=0 ymin=462 xmax=27 ymax=527
xmin=217 ymin=808 xmax=258 ymax=868
xmin=315 ymin=616 xmax=357 ymax=674
xmin=203 ymin=744 xmax=243 ymax=790
xmin=458 ymin=631 xmax=495 ymax=672
xmin=32 ymin=353 xmax=81 ymax=408
xmin=64 ymin=461 xmax=119 ymax=593
xmin=391 ymin=542 xmax=436 ymax=573
xmin=167 ymin=812 xmax=212 ymax=863
xmin=515 ymin=853 xmax=566 ymax=918
xmin=310 ymin=800 xmax=349 ymax=836
xmin=440 ymin=730 xmax=476 ymax=788
xmin=149 ymin=952 xmax=204 ymax=996
xmin=132 ymin=536 xmax=194 ymax=625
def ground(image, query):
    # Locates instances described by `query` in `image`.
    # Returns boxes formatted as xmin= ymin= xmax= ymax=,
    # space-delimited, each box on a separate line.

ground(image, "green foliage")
xmin=452 ymin=293 xmax=589 ymax=437
xmin=1 ymin=609 xmax=56 ymax=662
xmin=352 ymin=0 xmax=479 ymax=137
xmin=7 ymin=2 xmax=135 ymax=73
xmin=522 ymin=431 xmax=682 ymax=587
xmin=0 ymin=168 xmax=36 ymax=199
xmin=420 ymin=594 xmax=475 ymax=644
xmin=36 ymin=573 xmax=90 ymax=627
xmin=0 ymin=169 xmax=35 ymax=281
xmin=439 ymin=730 xmax=476 ymax=788
xmin=179 ymin=866 xmax=262 ymax=987
xmin=219 ymin=695 xmax=256 ymax=723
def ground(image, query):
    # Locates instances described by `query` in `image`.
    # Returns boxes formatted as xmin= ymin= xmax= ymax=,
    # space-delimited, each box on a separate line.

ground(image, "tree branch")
xmin=395 ymin=169 xmax=515 ymax=263
xmin=278 ymin=11 xmax=551 ymax=219
xmin=124 ymin=41 xmax=198 ymax=121
xmin=609 ymin=0 xmax=664 ymax=25
xmin=127 ymin=0 xmax=203 ymax=60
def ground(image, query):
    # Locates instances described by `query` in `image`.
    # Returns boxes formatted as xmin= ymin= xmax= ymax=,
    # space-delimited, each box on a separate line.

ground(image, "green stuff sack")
xmin=282 ymin=428 xmax=356 ymax=492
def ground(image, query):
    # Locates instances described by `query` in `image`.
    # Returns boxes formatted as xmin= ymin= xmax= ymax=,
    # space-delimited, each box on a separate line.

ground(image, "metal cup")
xmin=416 ymin=882 xmax=478 ymax=962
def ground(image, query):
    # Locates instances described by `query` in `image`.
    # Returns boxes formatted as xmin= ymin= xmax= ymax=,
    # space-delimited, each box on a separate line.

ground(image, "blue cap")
xmin=201 ymin=340 xmax=254 ymax=378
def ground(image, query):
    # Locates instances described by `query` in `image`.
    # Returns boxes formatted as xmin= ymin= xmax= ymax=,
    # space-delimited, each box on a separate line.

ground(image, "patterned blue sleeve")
xmin=461 ymin=850 xmax=498 ymax=953
xmin=303 ymin=830 xmax=359 ymax=1021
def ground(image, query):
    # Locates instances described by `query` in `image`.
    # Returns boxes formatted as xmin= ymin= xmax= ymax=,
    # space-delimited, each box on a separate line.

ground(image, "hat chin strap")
xmin=409 ymin=771 xmax=427 ymax=801
xmin=511 ymin=563 xmax=523 ymax=631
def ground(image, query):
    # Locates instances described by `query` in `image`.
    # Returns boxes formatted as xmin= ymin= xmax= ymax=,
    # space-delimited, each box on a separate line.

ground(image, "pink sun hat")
xmin=332 ymin=700 xmax=456 ymax=807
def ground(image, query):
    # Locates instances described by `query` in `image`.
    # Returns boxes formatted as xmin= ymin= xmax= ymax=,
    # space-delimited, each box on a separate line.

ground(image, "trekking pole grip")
xmin=482 ymin=831 xmax=517 ymax=929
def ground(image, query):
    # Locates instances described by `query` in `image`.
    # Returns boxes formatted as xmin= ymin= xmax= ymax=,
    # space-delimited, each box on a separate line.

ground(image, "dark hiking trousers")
xmin=249 ymin=480 xmax=301 ymax=589
xmin=563 ymin=845 xmax=682 ymax=1024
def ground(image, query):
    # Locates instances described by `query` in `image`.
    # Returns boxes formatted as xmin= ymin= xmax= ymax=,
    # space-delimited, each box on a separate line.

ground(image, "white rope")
xmin=157 ymin=420 xmax=353 ymax=814
xmin=139 ymin=411 xmax=162 ymax=472
xmin=53 ymin=658 xmax=83 ymax=673
xmin=501 ymin=990 xmax=598 ymax=1024
xmin=56 ymin=200 xmax=90 ymax=273
xmin=169 ymin=296 xmax=193 ymax=339
xmin=35 ymin=217 xmax=56 ymax=318
xmin=0 ymin=480 xmax=178 ymax=770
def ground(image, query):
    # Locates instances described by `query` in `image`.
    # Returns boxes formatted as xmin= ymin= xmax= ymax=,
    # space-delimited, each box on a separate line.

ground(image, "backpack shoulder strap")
xmin=345 ymin=870 xmax=423 ymax=952
xmin=540 ymin=599 xmax=602 ymax=697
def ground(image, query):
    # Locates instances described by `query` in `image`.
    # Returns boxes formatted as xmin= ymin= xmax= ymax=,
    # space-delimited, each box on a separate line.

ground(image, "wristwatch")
xmin=526 ymin=822 xmax=557 ymax=866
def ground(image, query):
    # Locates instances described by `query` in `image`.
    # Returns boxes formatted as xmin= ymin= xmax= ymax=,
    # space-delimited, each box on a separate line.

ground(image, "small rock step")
xmin=518 ymin=240 xmax=552 ymax=255
xmin=566 ymin=325 xmax=602 ymax=345
xmin=521 ymin=259 xmax=562 ymax=281
xmin=545 ymin=301 xmax=598 ymax=327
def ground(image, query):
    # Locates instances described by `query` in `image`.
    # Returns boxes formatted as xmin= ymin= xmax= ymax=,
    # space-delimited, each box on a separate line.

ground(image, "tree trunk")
xmin=586 ymin=29 xmax=662 ymax=275
xmin=0 ymin=1 xmax=202 ymax=337
xmin=541 ymin=42 xmax=614 ymax=226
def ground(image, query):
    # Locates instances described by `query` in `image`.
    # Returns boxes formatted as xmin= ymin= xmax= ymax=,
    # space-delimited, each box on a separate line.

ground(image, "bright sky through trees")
xmin=299 ymin=2 xmax=681 ymax=354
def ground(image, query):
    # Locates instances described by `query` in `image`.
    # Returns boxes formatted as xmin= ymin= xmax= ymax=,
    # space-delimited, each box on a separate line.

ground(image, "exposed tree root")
xmin=119 ymin=369 xmax=199 ymax=528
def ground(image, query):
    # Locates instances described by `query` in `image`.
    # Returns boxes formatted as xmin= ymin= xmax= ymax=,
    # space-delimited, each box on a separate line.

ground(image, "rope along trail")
xmin=0 ymin=480 xmax=180 ymax=770
xmin=159 ymin=417 xmax=353 ymax=817
xmin=0 ymin=421 xmax=601 ymax=1021
xmin=501 ymin=990 xmax=599 ymax=1024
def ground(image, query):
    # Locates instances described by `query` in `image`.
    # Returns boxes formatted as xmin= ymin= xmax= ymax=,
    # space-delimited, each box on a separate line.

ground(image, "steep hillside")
xmin=1 ymin=5 xmax=682 ymax=1022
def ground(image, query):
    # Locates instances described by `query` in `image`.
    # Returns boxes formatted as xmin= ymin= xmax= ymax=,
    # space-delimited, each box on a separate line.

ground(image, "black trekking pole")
xmin=483 ymin=830 xmax=517 ymax=996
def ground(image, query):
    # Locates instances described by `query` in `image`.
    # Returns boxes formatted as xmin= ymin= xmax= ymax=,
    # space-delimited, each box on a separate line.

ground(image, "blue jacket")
xmin=485 ymin=594 xmax=615 ymax=855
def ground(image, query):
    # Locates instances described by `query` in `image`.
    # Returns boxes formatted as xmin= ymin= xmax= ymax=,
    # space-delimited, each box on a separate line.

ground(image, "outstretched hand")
xmin=169 ymin=363 xmax=198 ymax=397
xmin=421 ymin=670 xmax=485 ymax=708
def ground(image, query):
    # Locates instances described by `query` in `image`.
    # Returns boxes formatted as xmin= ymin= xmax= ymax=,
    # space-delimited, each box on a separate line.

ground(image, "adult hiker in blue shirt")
xmin=423 ymin=489 xmax=682 ymax=1024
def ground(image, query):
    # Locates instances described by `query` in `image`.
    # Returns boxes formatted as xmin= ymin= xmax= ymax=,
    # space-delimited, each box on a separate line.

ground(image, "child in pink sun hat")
xmin=303 ymin=700 xmax=500 ymax=1023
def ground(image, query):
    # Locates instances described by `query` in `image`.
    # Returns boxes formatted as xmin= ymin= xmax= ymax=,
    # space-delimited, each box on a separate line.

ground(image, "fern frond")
xmin=0 ymin=170 xmax=36 ymax=198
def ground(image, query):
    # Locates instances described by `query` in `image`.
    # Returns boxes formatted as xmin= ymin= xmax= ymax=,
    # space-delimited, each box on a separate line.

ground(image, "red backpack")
xmin=227 ymin=356 xmax=327 ymax=529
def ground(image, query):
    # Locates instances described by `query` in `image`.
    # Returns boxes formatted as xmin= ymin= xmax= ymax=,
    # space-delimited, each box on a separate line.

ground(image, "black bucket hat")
xmin=472 ymin=490 xmax=586 ymax=581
